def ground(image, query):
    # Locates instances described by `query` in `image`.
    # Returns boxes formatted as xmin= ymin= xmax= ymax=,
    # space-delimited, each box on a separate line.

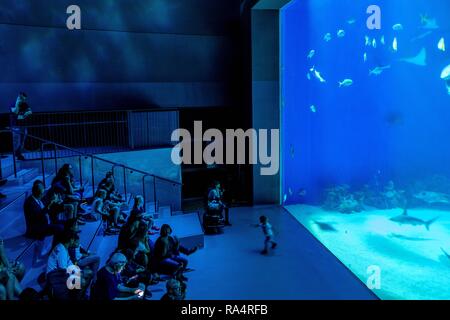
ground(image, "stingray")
xmin=399 ymin=48 xmax=427 ymax=66
xmin=313 ymin=221 xmax=338 ymax=232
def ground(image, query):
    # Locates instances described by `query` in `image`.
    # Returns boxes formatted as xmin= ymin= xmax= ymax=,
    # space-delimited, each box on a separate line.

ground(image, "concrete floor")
xmin=181 ymin=205 xmax=377 ymax=300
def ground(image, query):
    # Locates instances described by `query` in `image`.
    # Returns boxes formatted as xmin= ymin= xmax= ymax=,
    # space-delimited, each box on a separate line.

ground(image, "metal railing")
xmin=2 ymin=109 xmax=179 ymax=156
xmin=0 ymin=129 xmax=182 ymax=213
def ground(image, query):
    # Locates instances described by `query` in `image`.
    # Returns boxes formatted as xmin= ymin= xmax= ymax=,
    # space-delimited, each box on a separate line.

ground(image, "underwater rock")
xmin=322 ymin=184 xmax=364 ymax=213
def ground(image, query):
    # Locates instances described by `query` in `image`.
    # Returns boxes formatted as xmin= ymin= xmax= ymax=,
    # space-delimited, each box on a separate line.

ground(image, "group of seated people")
xmin=0 ymin=163 xmax=198 ymax=300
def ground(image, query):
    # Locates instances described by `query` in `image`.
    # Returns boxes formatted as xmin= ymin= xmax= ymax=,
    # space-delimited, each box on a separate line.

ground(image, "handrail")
xmin=142 ymin=174 xmax=157 ymax=213
xmin=0 ymin=129 xmax=181 ymax=186
xmin=0 ymin=191 xmax=28 ymax=217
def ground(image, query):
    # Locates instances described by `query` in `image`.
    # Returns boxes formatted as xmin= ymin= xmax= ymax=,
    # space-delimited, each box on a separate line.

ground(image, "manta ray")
xmin=399 ymin=48 xmax=427 ymax=66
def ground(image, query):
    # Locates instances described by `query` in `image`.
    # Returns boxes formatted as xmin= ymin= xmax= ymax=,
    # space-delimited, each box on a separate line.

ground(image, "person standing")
xmin=10 ymin=92 xmax=32 ymax=161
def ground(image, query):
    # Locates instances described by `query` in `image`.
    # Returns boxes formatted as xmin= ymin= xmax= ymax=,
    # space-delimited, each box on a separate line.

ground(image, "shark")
xmin=414 ymin=191 xmax=450 ymax=204
xmin=369 ymin=65 xmax=391 ymax=76
xmin=399 ymin=48 xmax=427 ymax=66
xmin=389 ymin=208 xmax=438 ymax=231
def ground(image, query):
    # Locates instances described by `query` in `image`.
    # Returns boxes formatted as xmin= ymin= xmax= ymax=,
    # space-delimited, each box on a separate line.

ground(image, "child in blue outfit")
xmin=258 ymin=216 xmax=277 ymax=255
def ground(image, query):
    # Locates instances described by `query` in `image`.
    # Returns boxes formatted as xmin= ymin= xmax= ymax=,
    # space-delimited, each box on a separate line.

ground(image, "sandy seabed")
xmin=285 ymin=204 xmax=450 ymax=300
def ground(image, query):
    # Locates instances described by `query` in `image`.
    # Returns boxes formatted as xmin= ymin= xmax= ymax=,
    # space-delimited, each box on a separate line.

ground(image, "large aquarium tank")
xmin=281 ymin=0 xmax=450 ymax=300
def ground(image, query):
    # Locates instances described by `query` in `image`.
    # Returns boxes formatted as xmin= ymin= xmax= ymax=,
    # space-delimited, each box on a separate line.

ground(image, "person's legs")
xmin=224 ymin=206 xmax=231 ymax=225
xmin=78 ymin=255 xmax=100 ymax=276
xmin=171 ymin=255 xmax=188 ymax=269
xmin=158 ymin=258 xmax=183 ymax=276
xmin=0 ymin=284 xmax=6 ymax=300
xmin=263 ymin=237 xmax=270 ymax=254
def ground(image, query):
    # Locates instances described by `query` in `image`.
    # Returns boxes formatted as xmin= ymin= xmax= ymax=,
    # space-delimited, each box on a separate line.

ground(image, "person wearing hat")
xmin=90 ymin=252 xmax=144 ymax=300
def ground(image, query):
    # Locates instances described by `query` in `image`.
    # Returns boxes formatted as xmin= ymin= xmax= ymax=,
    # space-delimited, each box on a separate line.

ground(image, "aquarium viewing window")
xmin=281 ymin=0 xmax=450 ymax=300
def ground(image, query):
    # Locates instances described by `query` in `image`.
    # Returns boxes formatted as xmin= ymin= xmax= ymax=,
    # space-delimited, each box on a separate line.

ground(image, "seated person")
xmin=24 ymin=183 xmax=64 ymax=242
xmin=98 ymin=173 xmax=123 ymax=203
xmin=0 ymin=238 xmax=24 ymax=300
xmin=38 ymin=181 xmax=78 ymax=225
xmin=90 ymin=253 xmax=144 ymax=301
xmin=46 ymin=232 xmax=93 ymax=299
xmin=118 ymin=215 xmax=140 ymax=251
xmin=153 ymin=224 xmax=198 ymax=281
xmin=119 ymin=249 xmax=158 ymax=293
xmin=68 ymin=233 xmax=100 ymax=279
xmin=51 ymin=164 xmax=85 ymax=213
xmin=208 ymin=181 xmax=231 ymax=226
xmin=129 ymin=223 xmax=155 ymax=272
xmin=129 ymin=195 xmax=159 ymax=234
xmin=161 ymin=278 xmax=186 ymax=301
xmin=92 ymin=189 xmax=121 ymax=234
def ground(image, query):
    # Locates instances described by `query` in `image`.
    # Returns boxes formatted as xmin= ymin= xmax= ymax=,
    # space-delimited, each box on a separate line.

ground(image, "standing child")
xmin=258 ymin=216 xmax=277 ymax=255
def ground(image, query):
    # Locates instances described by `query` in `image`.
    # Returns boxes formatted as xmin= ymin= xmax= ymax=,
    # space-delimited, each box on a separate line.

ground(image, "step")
xmin=158 ymin=205 xmax=172 ymax=219
xmin=0 ymin=159 xmax=16 ymax=180
xmin=6 ymin=168 xmax=40 ymax=186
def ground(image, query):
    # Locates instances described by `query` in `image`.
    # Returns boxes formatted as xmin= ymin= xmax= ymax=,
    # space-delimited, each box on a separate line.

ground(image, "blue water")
xmin=281 ymin=0 xmax=450 ymax=299
xmin=282 ymin=0 xmax=450 ymax=204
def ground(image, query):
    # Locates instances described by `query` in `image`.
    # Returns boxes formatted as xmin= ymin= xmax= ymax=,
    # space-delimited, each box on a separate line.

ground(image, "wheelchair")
xmin=203 ymin=200 xmax=225 ymax=234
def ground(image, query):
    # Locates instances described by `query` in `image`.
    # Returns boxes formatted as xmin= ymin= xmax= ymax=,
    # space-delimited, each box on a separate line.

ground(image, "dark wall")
xmin=0 ymin=0 xmax=242 ymax=112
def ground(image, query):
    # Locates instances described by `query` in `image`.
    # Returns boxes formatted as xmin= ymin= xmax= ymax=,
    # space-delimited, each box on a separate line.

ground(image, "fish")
xmin=441 ymin=64 xmax=450 ymax=95
xmin=314 ymin=221 xmax=337 ymax=232
xmin=347 ymin=19 xmax=356 ymax=25
xmin=411 ymin=31 xmax=432 ymax=42
xmin=363 ymin=52 xmax=367 ymax=62
xmin=414 ymin=191 xmax=450 ymax=204
xmin=399 ymin=48 xmax=427 ymax=66
xmin=372 ymin=38 xmax=377 ymax=48
xmin=420 ymin=15 xmax=439 ymax=30
xmin=389 ymin=208 xmax=438 ymax=231
xmin=392 ymin=23 xmax=404 ymax=31
xmin=385 ymin=112 xmax=404 ymax=126
xmin=392 ymin=37 xmax=398 ymax=51
xmin=389 ymin=233 xmax=433 ymax=241
xmin=369 ymin=65 xmax=391 ymax=76
xmin=288 ymin=188 xmax=293 ymax=196
xmin=365 ymin=35 xmax=370 ymax=46
xmin=290 ymin=145 xmax=295 ymax=158
xmin=438 ymin=37 xmax=445 ymax=52
xmin=337 ymin=29 xmax=345 ymax=38
xmin=310 ymin=105 xmax=317 ymax=113
xmin=441 ymin=248 xmax=450 ymax=260
xmin=338 ymin=79 xmax=353 ymax=87
xmin=306 ymin=72 xmax=311 ymax=80
xmin=298 ymin=189 xmax=307 ymax=197
xmin=324 ymin=33 xmax=332 ymax=42
xmin=307 ymin=49 xmax=316 ymax=59
xmin=283 ymin=194 xmax=287 ymax=203
xmin=310 ymin=66 xmax=326 ymax=83
xmin=380 ymin=35 xmax=385 ymax=45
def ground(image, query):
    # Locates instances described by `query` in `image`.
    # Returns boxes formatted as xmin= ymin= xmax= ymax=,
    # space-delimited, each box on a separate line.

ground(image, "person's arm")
xmin=116 ymin=284 xmax=143 ymax=300
xmin=93 ymin=200 xmax=105 ymax=216
xmin=0 ymin=239 xmax=11 ymax=270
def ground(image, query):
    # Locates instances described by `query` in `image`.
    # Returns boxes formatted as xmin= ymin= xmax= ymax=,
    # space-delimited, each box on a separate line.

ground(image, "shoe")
xmin=0 ymin=179 xmax=7 ymax=187
xmin=272 ymin=243 xmax=277 ymax=249
xmin=188 ymin=246 xmax=198 ymax=255
xmin=17 ymin=154 xmax=25 ymax=161
xmin=0 ymin=193 xmax=6 ymax=199
xmin=261 ymin=250 xmax=268 ymax=255
xmin=77 ymin=219 xmax=86 ymax=226
xmin=147 ymin=231 xmax=157 ymax=236
xmin=151 ymin=225 xmax=160 ymax=231
xmin=77 ymin=207 xmax=86 ymax=214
